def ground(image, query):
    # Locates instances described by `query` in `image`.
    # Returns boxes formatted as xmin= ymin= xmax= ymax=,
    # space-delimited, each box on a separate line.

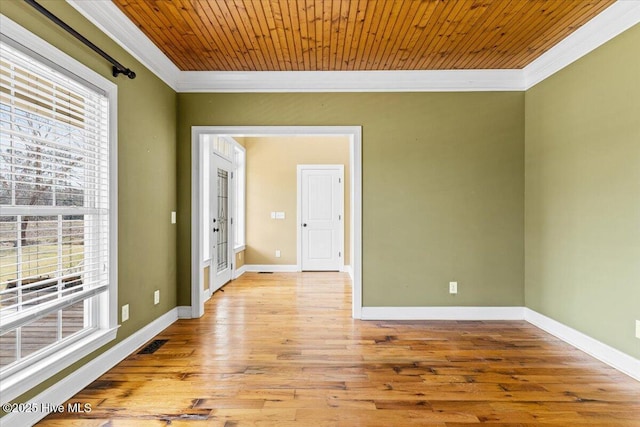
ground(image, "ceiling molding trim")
xmin=176 ymin=70 xmax=525 ymax=93
xmin=524 ymin=0 xmax=640 ymax=89
xmin=66 ymin=0 xmax=180 ymax=90
xmin=67 ymin=0 xmax=639 ymax=93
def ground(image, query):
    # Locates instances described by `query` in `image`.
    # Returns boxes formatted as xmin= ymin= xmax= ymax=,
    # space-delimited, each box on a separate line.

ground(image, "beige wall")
xmin=244 ymin=136 xmax=350 ymax=266
xmin=235 ymin=250 xmax=245 ymax=269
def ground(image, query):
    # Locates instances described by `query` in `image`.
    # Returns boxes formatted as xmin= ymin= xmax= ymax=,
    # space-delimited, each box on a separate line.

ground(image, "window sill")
xmin=234 ymin=245 xmax=246 ymax=253
xmin=0 ymin=327 xmax=118 ymax=404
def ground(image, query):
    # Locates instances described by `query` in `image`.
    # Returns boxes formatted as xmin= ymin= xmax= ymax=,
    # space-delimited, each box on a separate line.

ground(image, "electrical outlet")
xmin=154 ymin=290 xmax=160 ymax=305
xmin=171 ymin=211 xmax=176 ymax=224
xmin=449 ymin=281 xmax=458 ymax=294
xmin=122 ymin=304 xmax=129 ymax=322
xmin=636 ymin=320 xmax=640 ymax=339
xmin=275 ymin=250 xmax=281 ymax=258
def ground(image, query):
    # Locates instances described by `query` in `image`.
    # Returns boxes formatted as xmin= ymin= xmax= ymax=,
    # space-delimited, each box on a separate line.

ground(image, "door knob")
xmin=302 ymin=223 xmax=307 ymax=227
xmin=213 ymin=228 xmax=219 ymax=232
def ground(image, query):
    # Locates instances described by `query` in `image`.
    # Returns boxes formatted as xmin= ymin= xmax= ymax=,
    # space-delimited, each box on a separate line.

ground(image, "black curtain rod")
xmin=24 ymin=0 xmax=136 ymax=79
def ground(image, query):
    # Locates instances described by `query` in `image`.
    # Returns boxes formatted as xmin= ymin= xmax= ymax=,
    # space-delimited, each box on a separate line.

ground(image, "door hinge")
xmin=339 ymin=251 xmax=342 ymax=258
xmin=338 ymin=177 xmax=341 ymax=183
xmin=231 ymin=263 xmax=234 ymax=270
xmin=231 ymin=171 xmax=234 ymax=179
xmin=338 ymin=214 xmax=341 ymax=220
xmin=230 ymin=217 xmax=233 ymax=225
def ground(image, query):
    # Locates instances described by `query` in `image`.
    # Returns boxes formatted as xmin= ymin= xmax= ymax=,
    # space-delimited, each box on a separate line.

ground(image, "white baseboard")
xmin=342 ymin=264 xmax=352 ymax=278
xmin=361 ymin=306 xmax=525 ymax=321
xmin=362 ymin=306 xmax=639 ymax=381
xmin=177 ymin=305 xmax=192 ymax=319
xmin=234 ymin=264 xmax=247 ymax=279
xmin=3 ymin=308 xmax=179 ymax=427
xmin=524 ymin=308 xmax=640 ymax=381
xmin=244 ymin=264 xmax=299 ymax=273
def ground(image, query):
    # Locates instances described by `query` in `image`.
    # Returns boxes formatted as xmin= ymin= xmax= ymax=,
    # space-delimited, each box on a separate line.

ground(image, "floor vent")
xmin=258 ymin=272 xmax=274 ymax=274
xmin=138 ymin=339 xmax=168 ymax=354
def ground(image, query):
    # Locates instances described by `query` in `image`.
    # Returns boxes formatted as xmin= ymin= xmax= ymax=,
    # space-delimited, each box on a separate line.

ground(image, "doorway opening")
xmin=191 ymin=126 xmax=362 ymax=319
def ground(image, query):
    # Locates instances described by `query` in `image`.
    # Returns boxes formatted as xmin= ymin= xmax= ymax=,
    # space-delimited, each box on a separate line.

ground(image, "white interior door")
xmin=299 ymin=165 xmax=344 ymax=271
xmin=211 ymin=154 xmax=233 ymax=290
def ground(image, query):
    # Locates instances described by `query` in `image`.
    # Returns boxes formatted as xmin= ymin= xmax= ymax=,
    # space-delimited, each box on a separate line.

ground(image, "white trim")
xmin=0 ymin=328 xmax=117 ymax=405
xmin=234 ymin=264 xmax=247 ymax=279
xmin=523 ymin=0 xmax=640 ymax=89
xmin=361 ymin=306 xmax=525 ymax=321
xmin=296 ymin=164 xmax=345 ymax=272
xmin=190 ymin=128 xmax=205 ymax=319
xmin=342 ymin=265 xmax=353 ymax=279
xmin=64 ymin=2 xmax=640 ymax=92
xmin=350 ymin=129 xmax=362 ymax=319
xmin=524 ymin=308 xmax=640 ymax=382
xmin=359 ymin=305 xmax=639 ymax=381
xmin=65 ymin=0 xmax=180 ymax=90
xmin=244 ymin=265 xmax=300 ymax=273
xmin=176 ymin=69 xmax=525 ymax=92
xmin=234 ymin=245 xmax=246 ymax=253
xmin=177 ymin=306 xmax=193 ymax=319
xmin=1 ymin=308 xmax=178 ymax=426
xmin=190 ymin=126 xmax=363 ymax=320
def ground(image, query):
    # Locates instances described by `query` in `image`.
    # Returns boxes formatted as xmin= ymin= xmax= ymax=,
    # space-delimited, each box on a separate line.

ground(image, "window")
xmin=233 ymin=145 xmax=245 ymax=250
xmin=0 ymin=20 xmax=117 ymax=403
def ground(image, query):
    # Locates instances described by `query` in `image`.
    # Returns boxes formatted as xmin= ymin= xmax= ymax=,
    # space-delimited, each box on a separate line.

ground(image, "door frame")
xmin=191 ymin=126 xmax=362 ymax=319
xmin=297 ymin=164 xmax=345 ymax=272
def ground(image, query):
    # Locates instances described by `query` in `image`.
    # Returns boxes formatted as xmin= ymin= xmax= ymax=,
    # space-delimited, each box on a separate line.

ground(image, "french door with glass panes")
xmin=210 ymin=153 xmax=233 ymax=291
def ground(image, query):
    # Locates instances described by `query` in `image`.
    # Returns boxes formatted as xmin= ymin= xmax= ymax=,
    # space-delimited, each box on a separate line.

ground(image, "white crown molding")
xmin=176 ymin=69 xmax=525 ymax=92
xmin=66 ymin=0 xmax=640 ymax=92
xmin=65 ymin=0 xmax=180 ymax=90
xmin=524 ymin=0 xmax=640 ymax=89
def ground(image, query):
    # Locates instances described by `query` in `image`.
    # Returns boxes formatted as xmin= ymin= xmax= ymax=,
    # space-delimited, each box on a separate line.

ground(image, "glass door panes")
xmin=216 ymin=168 xmax=228 ymax=272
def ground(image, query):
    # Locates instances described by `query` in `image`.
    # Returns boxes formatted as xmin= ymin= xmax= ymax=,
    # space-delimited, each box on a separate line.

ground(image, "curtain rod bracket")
xmin=112 ymin=66 xmax=136 ymax=79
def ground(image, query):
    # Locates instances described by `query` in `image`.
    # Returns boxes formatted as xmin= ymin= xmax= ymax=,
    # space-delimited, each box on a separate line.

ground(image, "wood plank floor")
xmin=39 ymin=272 xmax=640 ymax=426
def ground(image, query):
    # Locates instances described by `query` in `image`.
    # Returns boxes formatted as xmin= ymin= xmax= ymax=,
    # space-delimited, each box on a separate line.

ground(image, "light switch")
xmin=171 ymin=211 xmax=176 ymax=224
xmin=276 ymin=212 xmax=285 ymax=219
xmin=270 ymin=212 xmax=276 ymax=219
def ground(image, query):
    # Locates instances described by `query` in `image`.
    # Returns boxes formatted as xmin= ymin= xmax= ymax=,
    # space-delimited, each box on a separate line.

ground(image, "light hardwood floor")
xmin=39 ymin=272 xmax=640 ymax=426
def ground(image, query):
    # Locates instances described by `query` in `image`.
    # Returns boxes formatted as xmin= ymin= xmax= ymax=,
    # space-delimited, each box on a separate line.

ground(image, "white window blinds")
xmin=0 ymin=41 xmax=110 ymax=358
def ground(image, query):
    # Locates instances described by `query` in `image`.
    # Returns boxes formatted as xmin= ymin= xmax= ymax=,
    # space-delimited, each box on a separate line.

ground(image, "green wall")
xmin=1 ymin=0 xmax=178 ymax=403
xmin=177 ymin=92 xmax=525 ymax=307
xmin=525 ymin=24 xmax=640 ymax=358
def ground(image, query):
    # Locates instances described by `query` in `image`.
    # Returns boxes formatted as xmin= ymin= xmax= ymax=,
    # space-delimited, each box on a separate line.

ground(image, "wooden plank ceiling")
xmin=112 ymin=0 xmax=615 ymax=71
